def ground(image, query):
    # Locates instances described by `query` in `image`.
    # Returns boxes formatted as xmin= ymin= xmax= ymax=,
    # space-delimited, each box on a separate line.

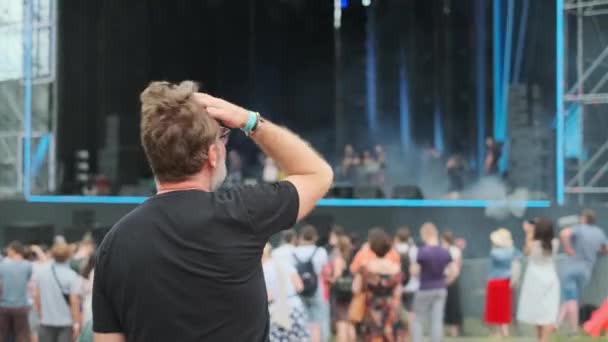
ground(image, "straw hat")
xmin=490 ymin=228 xmax=513 ymax=248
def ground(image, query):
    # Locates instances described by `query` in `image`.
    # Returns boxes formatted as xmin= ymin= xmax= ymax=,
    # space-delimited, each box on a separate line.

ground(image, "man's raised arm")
xmin=195 ymin=94 xmax=333 ymax=221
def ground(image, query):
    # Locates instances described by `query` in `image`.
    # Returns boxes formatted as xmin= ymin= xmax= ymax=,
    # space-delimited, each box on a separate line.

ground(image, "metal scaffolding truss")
xmin=0 ymin=0 xmax=57 ymax=197
xmin=564 ymin=0 xmax=608 ymax=201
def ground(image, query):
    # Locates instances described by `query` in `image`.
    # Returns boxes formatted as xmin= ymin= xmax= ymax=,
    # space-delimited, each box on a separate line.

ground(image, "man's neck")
xmin=156 ymin=179 xmax=210 ymax=194
xmin=425 ymin=240 xmax=439 ymax=247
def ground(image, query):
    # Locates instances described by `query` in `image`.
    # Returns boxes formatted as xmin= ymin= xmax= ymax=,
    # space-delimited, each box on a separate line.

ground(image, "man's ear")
xmin=208 ymin=144 xmax=218 ymax=169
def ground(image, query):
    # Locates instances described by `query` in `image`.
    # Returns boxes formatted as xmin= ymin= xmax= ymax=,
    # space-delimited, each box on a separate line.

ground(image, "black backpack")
xmin=294 ymin=248 xmax=319 ymax=298
xmin=332 ymin=266 xmax=353 ymax=302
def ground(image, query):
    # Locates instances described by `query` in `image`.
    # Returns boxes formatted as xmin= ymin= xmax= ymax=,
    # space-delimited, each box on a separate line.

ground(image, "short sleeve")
xmin=571 ymin=226 xmax=582 ymax=239
xmin=314 ymin=248 xmax=329 ymax=274
xmin=69 ymin=275 xmax=83 ymax=295
xmin=416 ymin=249 xmax=424 ymax=264
xmin=92 ymin=258 xmax=122 ymax=333
xmin=239 ymin=181 xmax=299 ymax=238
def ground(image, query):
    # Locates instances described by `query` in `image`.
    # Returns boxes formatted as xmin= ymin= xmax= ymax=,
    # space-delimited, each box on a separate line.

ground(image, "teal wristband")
xmin=242 ymin=111 xmax=258 ymax=133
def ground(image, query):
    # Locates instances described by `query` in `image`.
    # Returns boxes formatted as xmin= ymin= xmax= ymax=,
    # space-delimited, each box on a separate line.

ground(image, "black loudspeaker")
xmin=327 ymin=185 xmax=354 ymax=199
xmin=354 ymin=186 xmax=384 ymax=199
xmin=4 ymin=223 xmax=55 ymax=247
xmin=392 ymin=185 xmax=424 ymax=199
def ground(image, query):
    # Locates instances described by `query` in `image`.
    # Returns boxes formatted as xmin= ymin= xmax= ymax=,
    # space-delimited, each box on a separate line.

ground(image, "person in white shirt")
xmin=273 ymin=229 xmax=298 ymax=266
xmin=293 ymin=226 xmax=328 ymax=342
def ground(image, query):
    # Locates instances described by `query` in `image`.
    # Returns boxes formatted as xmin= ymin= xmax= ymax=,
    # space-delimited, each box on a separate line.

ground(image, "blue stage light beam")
xmin=399 ymin=49 xmax=412 ymax=149
xmin=498 ymin=0 xmax=514 ymax=173
xmin=512 ymin=0 xmax=529 ymax=84
xmin=476 ymin=0 xmax=486 ymax=176
xmin=564 ymin=105 xmax=581 ymax=158
xmin=493 ymin=0 xmax=502 ymax=143
xmin=556 ymin=0 xmax=565 ymax=205
xmin=365 ymin=7 xmax=378 ymax=134
xmin=433 ymin=105 xmax=444 ymax=154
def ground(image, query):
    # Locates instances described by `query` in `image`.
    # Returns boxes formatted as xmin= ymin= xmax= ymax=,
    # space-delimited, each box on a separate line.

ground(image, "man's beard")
xmin=210 ymin=161 xmax=227 ymax=191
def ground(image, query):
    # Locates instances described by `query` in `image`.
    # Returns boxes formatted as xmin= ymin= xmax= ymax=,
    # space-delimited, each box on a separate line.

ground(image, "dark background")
xmin=55 ymin=0 xmax=557 ymax=194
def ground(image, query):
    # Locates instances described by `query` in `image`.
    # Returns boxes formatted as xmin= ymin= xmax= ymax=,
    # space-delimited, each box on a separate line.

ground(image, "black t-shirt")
xmin=93 ymin=182 xmax=299 ymax=342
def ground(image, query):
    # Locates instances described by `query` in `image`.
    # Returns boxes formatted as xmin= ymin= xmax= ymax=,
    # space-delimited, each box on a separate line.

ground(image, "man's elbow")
xmin=321 ymin=164 xmax=334 ymax=192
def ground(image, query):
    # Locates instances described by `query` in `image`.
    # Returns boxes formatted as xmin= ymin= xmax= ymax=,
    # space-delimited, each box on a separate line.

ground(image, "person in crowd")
xmin=224 ymin=150 xmax=243 ymax=189
xmin=70 ymin=236 xmax=95 ymax=275
xmin=517 ymin=218 xmax=560 ymax=342
xmin=374 ymin=145 xmax=386 ymax=169
xmin=340 ymin=144 xmax=360 ymax=180
xmin=76 ymin=256 xmax=96 ymax=342
xmin=323 ymin=224 xmax=345 ymax=333
xmin=410 ymin=223 xmax=454 ymax=342
xmin=372 ymin=145 xmax=386 ymax=187
xmin=274 ymin=229 xmax=298 ymax=266
xmin=263 ymin=155 xmax=280 ymax=183
xmin=393 ymin=227 xmax=418 ymax=328
xmin=33 ymin=242 xmax=82 ymax=342
xmin=583 ymin=297 xmax=608 ymax=337
xmin=328 ymin=236 xmax=356 ymax=342
xmin=28 ymin=244 xmax=49 ymax=342
xmin=353 ymin=228 xmax=406 ymax=342
xmin=484 ymin=228 xmax=521 ymax=338
xmin=445 ymin=154 xmax=465 ymax=198
xmin=558 ymin=209 xmax=608 ymax=335
xmin=484 ymin=136 xmax=502 ymax=176
xmin=360 ymin=150 xmax=380 ymax=184
xmin=350 ymin=229 xmax=401 ymax=275
xmin=0 ymin=241 xmax=33 ymax=342
xmin=441 ymin=231 xmax=463 ymax=337
xmin=293 ymin=225 xmax=329 ymax=342
xmin=262 ymin=243 xmax=309 ymax=342
xmin=92 ymin=82 xmax=333 ymax=341
xmin=328 ymin=225 xmax=345 ymax=254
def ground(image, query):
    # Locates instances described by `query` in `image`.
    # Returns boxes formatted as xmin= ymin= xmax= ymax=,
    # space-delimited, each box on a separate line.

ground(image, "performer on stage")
xmin=92 ymin=81 xmax=333 ymax=342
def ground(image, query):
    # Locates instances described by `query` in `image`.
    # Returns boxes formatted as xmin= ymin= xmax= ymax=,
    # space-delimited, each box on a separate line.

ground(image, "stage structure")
xmin=562 ymin=0 xmax=608 ymax=203
xmin=0 ymin=0 xmax=57 ymax=197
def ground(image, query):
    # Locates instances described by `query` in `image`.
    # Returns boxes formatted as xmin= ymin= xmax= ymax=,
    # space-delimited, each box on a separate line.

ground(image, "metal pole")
xmin=577 ymin=0 xmax=585 ymax=204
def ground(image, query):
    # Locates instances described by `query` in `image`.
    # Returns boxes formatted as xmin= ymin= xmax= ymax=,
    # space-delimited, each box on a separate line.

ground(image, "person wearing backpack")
xmin=294 ymin=225 xmax=329 ymax=342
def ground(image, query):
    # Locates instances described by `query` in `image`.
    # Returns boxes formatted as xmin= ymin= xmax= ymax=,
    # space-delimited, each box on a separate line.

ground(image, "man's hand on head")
xmin=193 ymin=93 xmax=249 ymax=129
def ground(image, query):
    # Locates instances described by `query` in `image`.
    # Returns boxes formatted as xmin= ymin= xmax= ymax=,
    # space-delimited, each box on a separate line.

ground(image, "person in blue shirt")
xmin=559 ymin=209 xmax=608 ymax=335
xmin=0 ymin=241 xmax=33 ymax=342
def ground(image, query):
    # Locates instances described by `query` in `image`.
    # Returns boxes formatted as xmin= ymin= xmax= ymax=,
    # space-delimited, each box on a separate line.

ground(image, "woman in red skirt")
xmin=484 ymin=228 xmax=522 ymax=338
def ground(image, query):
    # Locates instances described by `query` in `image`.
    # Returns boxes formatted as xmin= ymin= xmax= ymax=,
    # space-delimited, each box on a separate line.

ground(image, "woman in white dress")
xmin=517 ymin=217 xmax=560 ymax=342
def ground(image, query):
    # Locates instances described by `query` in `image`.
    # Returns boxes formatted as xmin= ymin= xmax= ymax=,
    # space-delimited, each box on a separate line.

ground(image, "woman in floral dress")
xmin=353 ymin=228 xmax=406 ymax=342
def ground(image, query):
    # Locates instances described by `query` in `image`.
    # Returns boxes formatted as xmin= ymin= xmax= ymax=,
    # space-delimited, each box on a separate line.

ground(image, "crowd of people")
xmin=0 ymin=236 xmax=95 ymax=342
xmin=257 ymin=209 xmax=608 ymax=342
xmin=1 ymin=209 xmax=608 ymax=342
